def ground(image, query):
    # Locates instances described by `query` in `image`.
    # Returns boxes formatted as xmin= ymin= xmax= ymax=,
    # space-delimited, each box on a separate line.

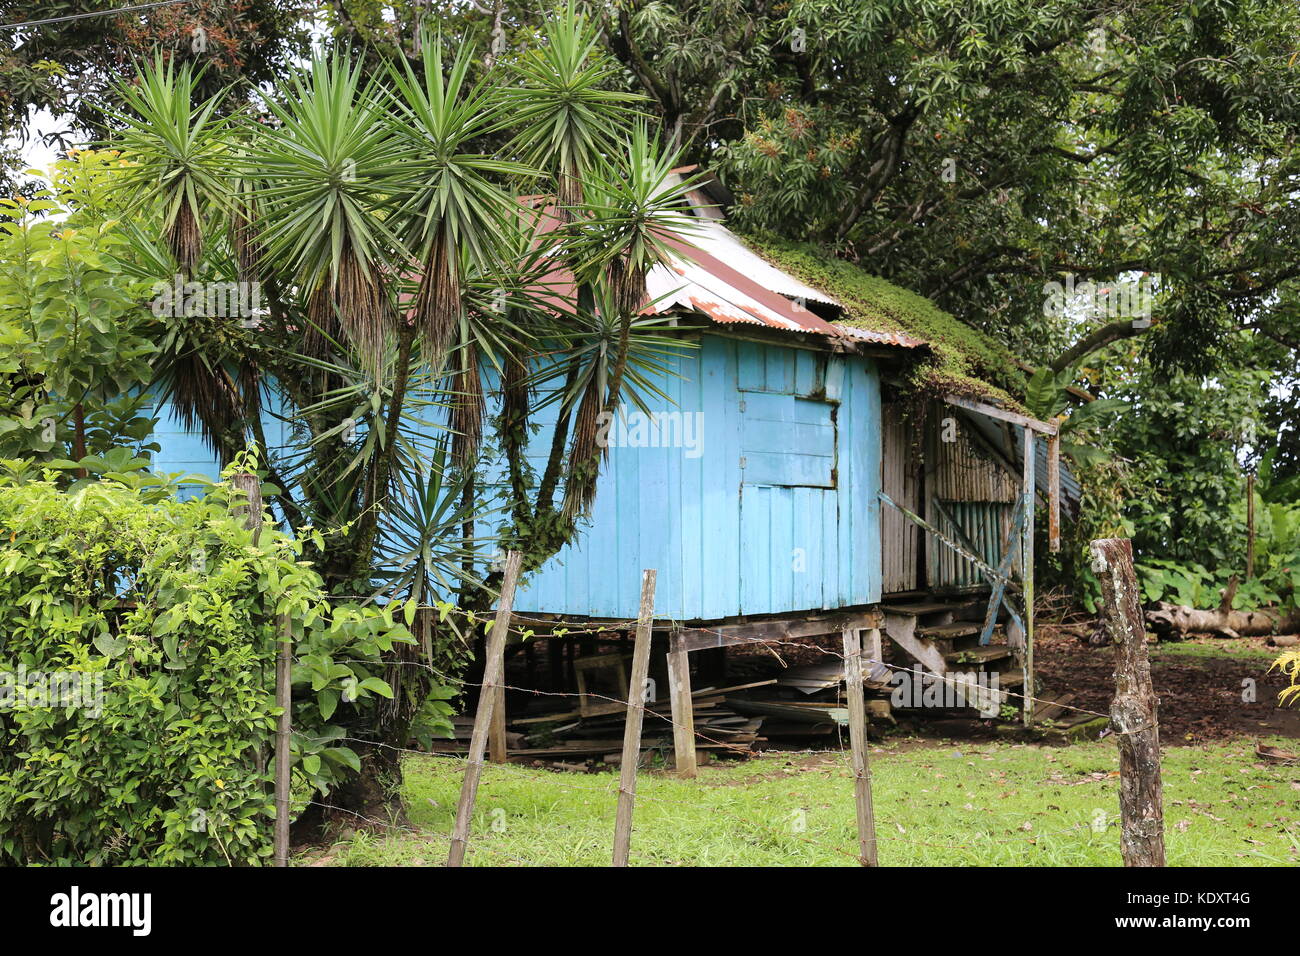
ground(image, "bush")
xmin=0 ymin=469 xmax=440 ymax=865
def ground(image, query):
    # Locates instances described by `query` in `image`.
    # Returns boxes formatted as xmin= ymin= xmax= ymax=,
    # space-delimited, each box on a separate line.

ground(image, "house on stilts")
xmin=148 ymin=166 xmax=1080 ymax=762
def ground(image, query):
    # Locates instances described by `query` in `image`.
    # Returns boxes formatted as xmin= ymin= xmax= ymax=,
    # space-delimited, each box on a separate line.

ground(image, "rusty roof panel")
xmin=832 ymin=323 xmax=928 ymax=349
xmin=516 ymin=190 xmax=929 ymax=349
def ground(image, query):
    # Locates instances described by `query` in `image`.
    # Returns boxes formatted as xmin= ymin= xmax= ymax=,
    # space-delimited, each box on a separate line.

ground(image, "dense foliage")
xmin=0 ymin=467 xmax=443 ymax=864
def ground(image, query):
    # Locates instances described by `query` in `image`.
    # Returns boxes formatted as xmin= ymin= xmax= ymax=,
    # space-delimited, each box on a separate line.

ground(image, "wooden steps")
xmin=945 ymin=644 xmax=1012 ymax=665
xmin=882 ymin=601 xmax=956 ymax=616
xmin=917 ymin=621 xmax=982 ymax=640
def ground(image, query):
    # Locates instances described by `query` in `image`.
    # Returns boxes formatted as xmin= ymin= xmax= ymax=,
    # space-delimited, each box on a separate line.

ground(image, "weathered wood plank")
xmin=944 ymin=393 xmax=1058 ymax=435
xmin=448 ymin=551 xmax=522 ymax=867
xmin=667 ymin=631 xmax=697 ymax=777
xmin=1047 ymin=433 xmax=1061 ymax=553
xmin=676 ymin=609 xmax=882 ymax=653
xmin=613 ymin=570 xmax=657 ymax=867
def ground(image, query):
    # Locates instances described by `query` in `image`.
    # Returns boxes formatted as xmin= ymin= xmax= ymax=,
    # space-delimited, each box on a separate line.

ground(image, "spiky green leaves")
xmin=107 ymin=56 xmax=232 ymax=277
xmin=386 ymin=34 xmax=530 ymax=371
xmin=252 ymin=54 xmax=413 ymax=370
xmin=567 ymin=123 xmax=703 ymax=313
xmin=506 ymin=1 xmax=644 ymax=215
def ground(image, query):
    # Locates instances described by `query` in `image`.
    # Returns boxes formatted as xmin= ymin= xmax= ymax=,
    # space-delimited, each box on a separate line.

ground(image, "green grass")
xmin=1149 ymin=638 xmax=1281 ymax=664
xmin=312 ymin=737 xmax=1300 ymax=866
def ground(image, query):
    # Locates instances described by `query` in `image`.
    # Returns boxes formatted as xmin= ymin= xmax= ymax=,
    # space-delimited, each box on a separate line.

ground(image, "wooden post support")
xmin=273 ymin=614 xmax=292 ymax=867
xmin=1046 ymin=433 xmax=1061 ymax=553
xmin=667 ymin=630 xmax=697 ymax=778
xmin=231 ymin=472 xmax=264 ymax=545
xmin=1246 ymin=473 xmax=1256 ymax=580
xmin=489 ymin=682 xmax=507 ymax=765
xmin=448 ymin=550 xmax=523 ymax=867
xmin=231 ymin=473 xmax=285 ymax=861
xmin=1090 ymin=537 xmax=1165 ymax=867
xmin=612 ymin=569 xmax=657 ymax=867
xmin=841 ymin=626 xmax=879 ymax=866
xmin=1021 ymin=427 xmax=1035 ymax=726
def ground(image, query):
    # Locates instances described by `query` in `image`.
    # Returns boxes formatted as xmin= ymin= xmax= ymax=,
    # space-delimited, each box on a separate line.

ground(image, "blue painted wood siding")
xmin=143 ymin=333 xmax=883 ymax=621
xmin=506 ymin=334 xmax=881 ymax=620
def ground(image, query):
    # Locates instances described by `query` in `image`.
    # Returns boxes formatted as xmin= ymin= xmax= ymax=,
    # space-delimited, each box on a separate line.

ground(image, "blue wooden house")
xmin=149 ymin=170 xmax=1075 ymax=751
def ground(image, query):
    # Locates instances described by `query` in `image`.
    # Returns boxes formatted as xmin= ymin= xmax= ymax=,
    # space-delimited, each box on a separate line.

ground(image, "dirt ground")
xmin=1034 ymin=626 xmax=1300 ymax=744
xmin=729 ymin=622 xmax=1300 ymax=746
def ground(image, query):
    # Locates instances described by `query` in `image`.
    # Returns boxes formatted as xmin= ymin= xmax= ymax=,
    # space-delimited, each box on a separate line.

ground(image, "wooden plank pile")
xmin=429 ymin=652 xmax=902 ymax=764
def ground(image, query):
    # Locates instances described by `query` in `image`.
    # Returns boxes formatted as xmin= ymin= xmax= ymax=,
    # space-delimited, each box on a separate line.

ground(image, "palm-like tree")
xmin=557 ymin=123 xmax=704 ymax=517
xmin=252 ymin=53 xmax=412 ymax=372
xmin=107 ymin=55 xmax=230 ymax=276
xmin=506 ymin=1 xmax=642 ymax=217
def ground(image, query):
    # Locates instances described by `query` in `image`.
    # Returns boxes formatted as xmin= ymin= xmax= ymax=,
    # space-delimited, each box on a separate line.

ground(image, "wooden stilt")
xmin=842 ymin=626 xmax=879 ymax=866
xmin=667 ymin=631 xmax=697 ymax=778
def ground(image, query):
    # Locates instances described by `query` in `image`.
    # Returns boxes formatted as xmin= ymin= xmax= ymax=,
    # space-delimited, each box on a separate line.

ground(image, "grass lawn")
xmin=311 ymin=736 xmax=1300 ymax=866
xmin=1149 ymin=638 xmax=1283 ymax=664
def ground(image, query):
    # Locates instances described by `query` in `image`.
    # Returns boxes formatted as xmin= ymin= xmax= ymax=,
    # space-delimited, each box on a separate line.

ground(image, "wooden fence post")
xmin=274 ymin=614 xmax=292 ymax=867
xmin=448 ymin=550 xmax=523 ymax=867
xmin=1021 ymin=427 xmax=1036 ymax=727
xmin=1090 ymin=537 xmax=1166 ymax=867
xmin=489 ymin=683 xmax=507 ymax=765
xmin=667 ymin=631 xmax=697 ymax=778
xmin=231 ymin=472 xmax=264 ymax=545
xmin=841 ymin=625 xmax=879 ymax=866
xmin=612 ymin=569 xmax=657 ymax=866
xmin=230 ymin=473 xmax=289 ymax=864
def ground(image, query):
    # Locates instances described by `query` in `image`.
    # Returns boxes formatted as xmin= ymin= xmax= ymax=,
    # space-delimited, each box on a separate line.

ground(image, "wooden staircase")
xmin=880 ymin=594 xmax=1023 ymax=714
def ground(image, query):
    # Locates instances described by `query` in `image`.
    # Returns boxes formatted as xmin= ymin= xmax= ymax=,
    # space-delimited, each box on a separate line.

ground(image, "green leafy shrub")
xmin=0 ymin=469 xmax=449 ymax=865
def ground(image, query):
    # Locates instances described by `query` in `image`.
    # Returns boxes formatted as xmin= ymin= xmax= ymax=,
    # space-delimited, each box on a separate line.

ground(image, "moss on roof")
xmin=742 ymin=234 xmax=1029 ymax=408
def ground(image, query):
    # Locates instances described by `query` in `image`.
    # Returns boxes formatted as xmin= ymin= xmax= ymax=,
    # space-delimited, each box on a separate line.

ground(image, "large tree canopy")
xmin=576 ymin=0 xmax=1300 ymax=380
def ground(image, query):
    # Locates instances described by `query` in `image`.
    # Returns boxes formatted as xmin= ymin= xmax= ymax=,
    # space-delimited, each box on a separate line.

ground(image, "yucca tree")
xmin=557 ymin=123 xmax=704 ymax=517
xmin=387 ymin=33 xmax=529 ymax=369
xmin=252 ymin=53 xmax=412 ymax=372
xmin=102 ymin=18 xmax=704 ymax=823
xmin=506 ymin=1 xmax=642 ymax=217
xmin=107 ymin=56 xmax=231 ymax=276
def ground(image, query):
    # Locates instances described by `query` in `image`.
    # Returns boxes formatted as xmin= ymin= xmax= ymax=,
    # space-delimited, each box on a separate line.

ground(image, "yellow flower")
xmin=215 ymin=778 xmax=225 ymax=790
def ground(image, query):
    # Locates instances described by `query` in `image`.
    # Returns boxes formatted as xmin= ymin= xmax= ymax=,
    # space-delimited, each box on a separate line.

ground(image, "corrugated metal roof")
xmin=832 ymin=322 xmax=929 ymax=349
xmin=517 ymin=187 xmax=926 ymax=349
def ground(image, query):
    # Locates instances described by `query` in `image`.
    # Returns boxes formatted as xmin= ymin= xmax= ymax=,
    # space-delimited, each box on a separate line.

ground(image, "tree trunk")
xmin=1091 ymin=537 xmax=1165 ymax=867
xmin=1145 ymin=601 xmax=1300 ymax=639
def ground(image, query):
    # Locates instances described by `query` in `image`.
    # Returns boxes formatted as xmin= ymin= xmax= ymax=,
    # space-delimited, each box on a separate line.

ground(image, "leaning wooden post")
xmin=1090 ymin=537 xmax=1165 ymax=867
xmin=231 ymin=473 xmax=289 ymax=864
xmin=841 ymin=625 xmax=879 ymax=866
xmin=448 ymin=550 xmax=523 ymax=867
xmin=1021 ymin=428 xmax=1036 ymax=726
xmin=1046 ymin=433 xmax=1061 ymax=553
xmin=612 ymin=569 xmax=657 ymax=866
xmin=489 ymin=684 xmax=508 ymax=764
xmin=667 ymin=630 xmax=697 ymax=778
xmin=273 ymin=613 xmax=292 ymax=867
